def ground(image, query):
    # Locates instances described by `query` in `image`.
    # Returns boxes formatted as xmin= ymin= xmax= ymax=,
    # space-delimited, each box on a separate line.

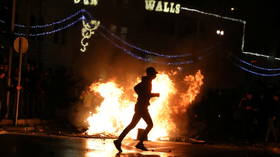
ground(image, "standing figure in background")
xmin=114 ymin=67 xmax=160 ymax=152
xmin=238 ymin=92 xmax=258 ymax=142
xmin=265 ymin=93 xmax=279 ymax=142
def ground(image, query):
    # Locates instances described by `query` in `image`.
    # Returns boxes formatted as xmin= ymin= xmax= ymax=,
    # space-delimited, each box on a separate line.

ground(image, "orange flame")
xmin=85 ymin=70 xmax=204 ymax=140
xmin=173 ymin=70 xmax=204 ymax=114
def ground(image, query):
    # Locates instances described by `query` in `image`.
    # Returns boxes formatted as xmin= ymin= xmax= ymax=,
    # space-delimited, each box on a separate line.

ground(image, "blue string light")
xmin=99 ymin=25 xmax=192 ymax=58
xmin=1 ymin=8 xmax=277 ymax=62
xmin=9 ymin=9 xmax=219 ymax=61
xmin=15 ymin=9 xmax=88 ymax=29
xmin=238 ymin=58 xmax=280 ymax=71
xmin=229 ymin=56 xmax=280 ymax=77
xmin=9 ymin=8 xmax=195 ymax=59
xmin=2 ymin=7 xmax=279 ymax=75
xmin=99 ymin=26 xmax=220 ymax=60
xmin=8 ymin=8 xmax=279 ymax=74
xmin=97 ymin=31 xmax=152 ymax=62
xmin=14 ymin=17 xmax=84 ymax=36
xmin=1 ymin=9 xmax=93 ymax=29
xmin=12 ymin=13 xmax=211 ymax=66
xmin=8 ymin=8 xmax=195 ymax=59
xmin=9 ymin=8 xmax=278 ymax=73
xmin=98 ymin=31 xmax=195 ymax=65
xmin=98 ymin=29 xmax=221 ymax=65
xmin=0 ymin=10 xmax=84 ymax=28
xmin=233 ymin=63 xmax=280 ymax=77
xmin=3 ymin=9 xmax=242 ymax=69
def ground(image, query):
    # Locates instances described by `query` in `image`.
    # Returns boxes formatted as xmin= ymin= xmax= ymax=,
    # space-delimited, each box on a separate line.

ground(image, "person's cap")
xmin=146 ymin=67 xmax=158 ymax=75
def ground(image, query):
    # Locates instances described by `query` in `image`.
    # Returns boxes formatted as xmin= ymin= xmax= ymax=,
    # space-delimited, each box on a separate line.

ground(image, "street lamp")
xmin=216 ymin=29 xmax=224 ymax=36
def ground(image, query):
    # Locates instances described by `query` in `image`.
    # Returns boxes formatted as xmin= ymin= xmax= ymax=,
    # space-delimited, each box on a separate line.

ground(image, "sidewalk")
xmin=0 ymin=118 xmax=50 ymax=134
xmin=0 ymin=119 xmax=44 ymax=125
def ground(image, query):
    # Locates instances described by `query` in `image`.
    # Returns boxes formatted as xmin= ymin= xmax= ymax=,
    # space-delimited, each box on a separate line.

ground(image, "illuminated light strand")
xmin=99 ymin=25 xmax=220 ymax=60
xmin=15 ymin=9 xmax=87 ymax=29
xmin=1 ymin=8 xmax=277 ymax=61
xmin=98 ymin=30 xmax=188 ymax=64
xmin=97 ymin=31 xmax=151 ymax=62
xmin=98 ymin=28 xmax=218 ymax=64
xmin=197 ymin=47 xmax=217 ymax=60
xmin=14 ymin=17 xmax=84 ymax=36
xmin=233 ymin=62 xmax=280 ymax=77
xmin=10 ymin=9 xmax=208 ymax=59
xmin=10 ymin=9 xmax=195 ymax=59
xmin=243 ymin=51 xmax=280 ymax=61
xmin=180 ymin=7 xmax=246 ymax=24
xmin=229 ymin=56 xmax=280 ymax=77
xmin=98 ymin=31 xmax=195 ymax=65
xmin=12 ymin=11 xmax=212 ymax=60
xmin=97 ymin=31 xmax=221 ymax=65
xmin=241 ymin=24 xmax=246 ymax=52
xmin=82 ymin=9 xmax=96 ymax=21
xmin=3 ymin=9 xmax=205 ymax=58
xmin=99 ymin=25 xmax=192 ymax=58
xmin=9 ymin=8 xmax=214 ymax=64
xmin=180 ymin=6 xmax=279 ymax=62
xmin=166 ymin=60 xmax=193 ymax=65
xmin=9 ymin=8 xmax=276 ymax=62
xmin=180 ymin=6 xmax=246 ymax=52
xmin=237 ymin=58 xmax=280 ymax=71
xmin=7 ymin=8 xmax=266 ymax=61
xmin=10 ymin=9 xmax=93 ymax=29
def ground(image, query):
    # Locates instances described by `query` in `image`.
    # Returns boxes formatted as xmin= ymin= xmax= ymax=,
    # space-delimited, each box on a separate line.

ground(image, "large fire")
xmin=85 ymin=70 xmax=204 ymax=141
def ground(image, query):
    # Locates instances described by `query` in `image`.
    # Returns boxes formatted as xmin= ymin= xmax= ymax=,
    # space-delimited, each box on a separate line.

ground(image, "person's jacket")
xmin=134 ymin=76 xmax=157 ymax=111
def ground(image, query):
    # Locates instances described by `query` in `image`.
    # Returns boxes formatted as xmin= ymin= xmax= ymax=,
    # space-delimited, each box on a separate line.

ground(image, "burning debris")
xmin=81 ymin=70 xmax=204 ymax=141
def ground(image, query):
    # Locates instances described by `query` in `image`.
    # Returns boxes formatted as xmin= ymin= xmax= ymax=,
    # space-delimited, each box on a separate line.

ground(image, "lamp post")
xmin=13 ymin=36 xmax=28 ymax=126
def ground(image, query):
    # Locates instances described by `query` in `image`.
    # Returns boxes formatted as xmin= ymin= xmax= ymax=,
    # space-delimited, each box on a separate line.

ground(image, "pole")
xmin=6 ymin=0 xmax=17 ymax=119
xmin=15 ymin=38 xmax=23 ymax=126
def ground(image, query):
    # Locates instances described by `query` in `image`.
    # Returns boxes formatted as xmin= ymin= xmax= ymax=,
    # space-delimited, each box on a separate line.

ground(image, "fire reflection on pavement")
xmin=85 ymin=139 xmax=170 ymax=157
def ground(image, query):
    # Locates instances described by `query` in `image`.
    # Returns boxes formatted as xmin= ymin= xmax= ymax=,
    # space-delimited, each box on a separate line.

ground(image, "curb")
xmin=0 ymin=119 xmax=46 ymax=126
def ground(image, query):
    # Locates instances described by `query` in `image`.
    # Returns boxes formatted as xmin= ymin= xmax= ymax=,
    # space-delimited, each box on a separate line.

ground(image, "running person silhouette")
xmin=114 ymin=67 xmax=160 ymax=152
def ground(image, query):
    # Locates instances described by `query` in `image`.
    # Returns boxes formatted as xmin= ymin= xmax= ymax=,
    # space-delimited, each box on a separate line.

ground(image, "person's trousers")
xmin=118 ymin=109 xmax=153 ymax=142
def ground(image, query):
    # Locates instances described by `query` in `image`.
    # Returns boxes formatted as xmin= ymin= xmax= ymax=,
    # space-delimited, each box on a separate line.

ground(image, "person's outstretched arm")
xmin=150 ymin=93 xmax=160 ymax=97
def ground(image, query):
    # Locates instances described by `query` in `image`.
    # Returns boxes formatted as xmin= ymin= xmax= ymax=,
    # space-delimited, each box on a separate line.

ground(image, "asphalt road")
xmin=0 ymin=133 xmax=279 ymax=157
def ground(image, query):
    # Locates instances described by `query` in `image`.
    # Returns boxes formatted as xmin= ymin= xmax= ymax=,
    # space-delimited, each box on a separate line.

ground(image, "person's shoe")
xmin=135 ymin=143 xmax=148 ymax=151
xmin=113 ymin=140 xmax=122 ymax=152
